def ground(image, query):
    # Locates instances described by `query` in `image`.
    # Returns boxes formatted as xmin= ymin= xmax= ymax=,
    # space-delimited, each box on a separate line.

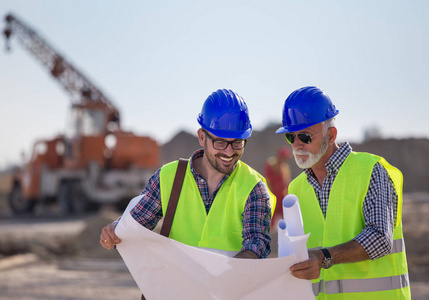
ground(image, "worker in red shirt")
xmin=264 ymin=146 xmax=292 ymax=226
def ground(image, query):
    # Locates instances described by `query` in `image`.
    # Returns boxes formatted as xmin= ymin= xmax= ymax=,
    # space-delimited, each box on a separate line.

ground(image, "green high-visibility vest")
xmin=160 ymin=159 xmax=275 ymax=254
xmin=289 ymin=152 xmax=410 ymax=299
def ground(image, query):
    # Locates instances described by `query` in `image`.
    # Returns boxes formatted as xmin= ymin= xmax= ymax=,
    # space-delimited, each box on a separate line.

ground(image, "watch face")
xmin=322 ymin=257 xmax=334 ymax=269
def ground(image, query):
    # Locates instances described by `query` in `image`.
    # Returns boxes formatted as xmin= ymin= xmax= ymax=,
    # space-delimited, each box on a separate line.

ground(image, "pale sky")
xmin=0 ymin=0 xmax=428 ymax=169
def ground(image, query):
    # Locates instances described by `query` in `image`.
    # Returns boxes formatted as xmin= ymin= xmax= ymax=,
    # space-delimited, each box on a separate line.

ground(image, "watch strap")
xmin=321 ymin=248 xmax=332 ymax=259
xmin=320 ymin=248 xmax=334 ymax=269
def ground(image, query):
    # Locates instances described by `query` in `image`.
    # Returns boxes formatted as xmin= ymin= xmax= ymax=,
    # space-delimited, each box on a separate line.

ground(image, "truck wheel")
xmin=8 ymin=182 xmax=35 ymax=214
xmin=71 ymin=181 xmax=88 ymax=214
xmin=57 ymin=181 xmax=72 ymax=215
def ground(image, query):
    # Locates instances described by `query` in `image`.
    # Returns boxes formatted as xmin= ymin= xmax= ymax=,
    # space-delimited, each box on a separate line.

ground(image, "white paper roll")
xmin=277 ymin=219 xmax=293 ymax=258
xmin=282 ymin=194 xmax=305 ymax=237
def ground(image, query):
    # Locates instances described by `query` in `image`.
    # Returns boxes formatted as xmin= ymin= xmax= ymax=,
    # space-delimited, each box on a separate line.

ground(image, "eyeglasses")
xmin=284 ymin=131 xmax=320 ymax=144
xmin=203 ymin=130 xmax=247 ymax=150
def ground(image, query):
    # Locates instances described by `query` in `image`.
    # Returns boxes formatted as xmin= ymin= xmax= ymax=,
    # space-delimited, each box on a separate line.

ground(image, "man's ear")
xmin=328 ymin=127 xmax=337 ymax=144
xmin=197 ymin=128 xmax=205 ymax=147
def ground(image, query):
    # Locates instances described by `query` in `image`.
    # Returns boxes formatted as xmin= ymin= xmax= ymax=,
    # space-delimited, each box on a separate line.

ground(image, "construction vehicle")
xmin=3 ymin=13 xmax=159 ymax=214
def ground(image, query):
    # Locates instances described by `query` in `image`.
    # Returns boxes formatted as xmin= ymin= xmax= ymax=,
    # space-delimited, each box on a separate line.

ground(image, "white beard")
xmin=293 ymin=136 xmax=329 ymax=169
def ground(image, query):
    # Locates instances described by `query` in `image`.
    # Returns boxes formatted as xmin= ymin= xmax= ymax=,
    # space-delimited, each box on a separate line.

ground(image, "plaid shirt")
xmin=129 ymin=149 xmax=272 ymax=258
xmin=304 ymin=142 xmax=397 ymax=260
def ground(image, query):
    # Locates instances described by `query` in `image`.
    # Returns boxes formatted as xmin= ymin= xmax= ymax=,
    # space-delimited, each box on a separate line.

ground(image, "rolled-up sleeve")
xmin=129 ymin=168 xmax=163 ymax=230
xmin=353 ymin=162 xmax=397 ymax=260
xmin=241 ymin=180 xmax=272 ymax=258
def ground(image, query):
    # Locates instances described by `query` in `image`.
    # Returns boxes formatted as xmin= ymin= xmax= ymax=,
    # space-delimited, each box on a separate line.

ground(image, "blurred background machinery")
xmin=3 ymin=13 xmax=160 ymax=215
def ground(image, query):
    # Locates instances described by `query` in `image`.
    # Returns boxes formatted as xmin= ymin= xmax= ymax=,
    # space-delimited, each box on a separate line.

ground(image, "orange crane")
xmin=3 ymin=13 xmax=159 ymax=214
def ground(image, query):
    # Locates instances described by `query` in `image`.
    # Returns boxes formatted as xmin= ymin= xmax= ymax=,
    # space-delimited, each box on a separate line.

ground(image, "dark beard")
xmin=204 ymin=139 xmax=241 ymax=175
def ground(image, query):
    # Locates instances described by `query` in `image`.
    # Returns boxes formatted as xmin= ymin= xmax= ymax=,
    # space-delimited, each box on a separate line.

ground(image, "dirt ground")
xmin=0 ymin=192 xmax=428 ymax=300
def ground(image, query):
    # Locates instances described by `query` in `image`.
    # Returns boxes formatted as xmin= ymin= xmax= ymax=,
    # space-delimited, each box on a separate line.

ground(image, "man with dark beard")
xmin=101 ymin=89 xmax=275 ymax=260
xmin=277 ymin=86 xmax=410 ymax=299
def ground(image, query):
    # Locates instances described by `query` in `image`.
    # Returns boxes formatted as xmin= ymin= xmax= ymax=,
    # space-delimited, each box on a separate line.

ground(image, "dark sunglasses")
xmin=284 ymin=131 xmax=320 ymax=144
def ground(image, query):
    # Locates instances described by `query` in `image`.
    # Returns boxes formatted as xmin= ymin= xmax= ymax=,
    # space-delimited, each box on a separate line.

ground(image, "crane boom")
xmin=3 ymin=13 xmax=117 ymax=111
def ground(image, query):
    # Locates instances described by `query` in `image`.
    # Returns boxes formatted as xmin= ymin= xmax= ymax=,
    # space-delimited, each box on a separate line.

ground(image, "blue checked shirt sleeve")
xmin=241 ymin=180 xmax=272 ymax=258
xmin=353 ymin=162 xmax=397 ymax=260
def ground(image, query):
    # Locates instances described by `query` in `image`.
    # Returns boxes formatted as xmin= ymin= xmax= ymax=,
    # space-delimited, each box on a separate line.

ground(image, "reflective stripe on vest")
xmin=313 ymin=273 xmax=409 ymax=296
xmin=325 ymin=273 xmax=409 ymax=294
xmin=313 ymin=280 xmax=324 ymax=296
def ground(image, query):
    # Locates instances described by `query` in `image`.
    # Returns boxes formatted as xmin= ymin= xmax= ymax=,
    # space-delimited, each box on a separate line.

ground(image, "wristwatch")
xmin=320 ymin=248 xmax=334 ymax=269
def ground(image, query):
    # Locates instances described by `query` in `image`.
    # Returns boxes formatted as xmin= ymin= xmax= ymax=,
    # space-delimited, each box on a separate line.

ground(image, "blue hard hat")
xmin=276 ymin=86 xmax=339 ymax=133
xmin=197 ymin=89 xmax=252 ymax=139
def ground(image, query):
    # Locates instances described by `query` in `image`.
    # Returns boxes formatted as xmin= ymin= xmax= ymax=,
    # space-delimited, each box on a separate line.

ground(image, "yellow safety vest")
xmin=160 ymin=159 xmax=276 ymax=254
xmin=289 ymin=152 xmax=410 ymax=299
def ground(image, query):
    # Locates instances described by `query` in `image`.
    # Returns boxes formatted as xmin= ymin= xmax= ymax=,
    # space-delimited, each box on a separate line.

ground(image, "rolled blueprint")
xmin=278 ymin=219 xmax=310 ymax=260
xmin=278 ymin=194 xmax=310 ymax=262
xmin=282 ymin=194 xmax=305 ymax=237
xmin=278 ymin=219 xmax=293 ymax=257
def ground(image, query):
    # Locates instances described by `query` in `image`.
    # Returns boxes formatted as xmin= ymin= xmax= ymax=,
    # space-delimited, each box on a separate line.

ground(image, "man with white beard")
xmin=276 ymin=86 xmax=411 ymax=299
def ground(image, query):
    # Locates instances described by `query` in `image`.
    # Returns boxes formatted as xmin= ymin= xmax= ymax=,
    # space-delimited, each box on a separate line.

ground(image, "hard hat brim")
xmin=200 ymin=123 xmax=252 ymax=139
xmin=276 ymin=122 xmax=315 ymax=134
